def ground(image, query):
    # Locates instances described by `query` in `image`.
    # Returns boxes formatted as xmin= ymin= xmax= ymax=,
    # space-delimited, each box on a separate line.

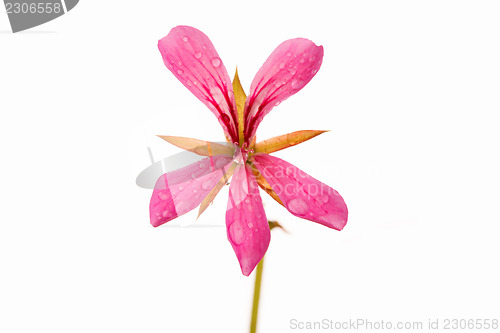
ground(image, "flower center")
xmin=233 ymin=142 xmax=254 ymax=164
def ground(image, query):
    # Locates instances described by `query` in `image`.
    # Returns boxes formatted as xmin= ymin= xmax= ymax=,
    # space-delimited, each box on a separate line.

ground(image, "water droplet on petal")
xmin=199 ymin=162 xmax=206 ymax=169
xmin=182 ymin=36 xmax=189 ymax=42
xmin=248 ymin=222 xmax=253 ymax=228
xmin=158 ymin=192 xmax=169 ymax=200
xmin=286 ymin=52 xmax=292 ymax=57
xmin=288 ymin=198 xmax=309 ymax=215
xmin=211 ymin=58 xmax=221 ymax=67
xmin=291 ymin=79 xmax=299 ymax=88
xmin=202 ymin=179 xmax=213 ymax=190
xmin=279 ymin=63 xmax=285 ymax=69
xmin=177 ymin=61 xmax=182 ymax=66
xmin=309 ymin=55 xmax=316 ymax=62
xmin=193 ymin=189 xmax=198 ymax=193
xmin=162 ymin=210 xmax=170 ymax=217
xmin=311 ymin=69 xmax=318 ymax=74
xmin=202 ymin=44 xmax=207 ymax=50
xmin=228 ymin=222 xmax=245 ymax=245
xmin=245 ymin=198 xmax=250 ymax=204
xmin=174 ymin=200 xmax=189 ymax=213
xmin=177 ymin=69 xmax=184 ymax=75
xmin=194 ymin=52 xmax=202 ymax=59
xmin=288 ymin=68 xmax=297 ymax=75
xmin=178 ymin=185 xmax=184 ymax=191
xmin=299 ymin=58 xmax=306 ymax=63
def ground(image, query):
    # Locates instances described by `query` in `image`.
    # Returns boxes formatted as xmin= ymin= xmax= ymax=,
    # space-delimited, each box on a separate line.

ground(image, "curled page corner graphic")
xmin=4 ymin=0 xmax=79 ymax=33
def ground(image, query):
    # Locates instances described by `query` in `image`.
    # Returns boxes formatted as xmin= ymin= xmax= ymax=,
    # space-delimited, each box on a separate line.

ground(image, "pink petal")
xmin=244 ymin=38 xmax=324 ymax=141
xmin=150 ymin=156 xmax=233 ymax=227
xmin=226 ymin=164 xmax=270 ymax=276
xmin=158 ymin=26 xmax=238 ymax=142
xmin=252 ymin=154 xmax=348 ymax=230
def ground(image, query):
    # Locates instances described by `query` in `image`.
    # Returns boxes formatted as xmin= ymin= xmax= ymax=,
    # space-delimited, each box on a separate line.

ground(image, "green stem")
xmin=250 ymin=257 xmax=264 ymax=333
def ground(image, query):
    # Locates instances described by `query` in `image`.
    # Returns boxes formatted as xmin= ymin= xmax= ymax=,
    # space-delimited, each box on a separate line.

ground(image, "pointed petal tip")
xmin=331 ymin=214 xmax=348 ymax=231
xmin=239 ymin=256 xmax=265 ymax=276
xmin=241 ymin=265 xmax=256 ymax=276
xmin=150 ymin=220 xmax=161 ymax=228
xmin=159 ymin=25 xmax=200 ymax=43
xmin=317 ymin=198 xmax=348 ymax=231
xmin=150 ymin=214 xmax=172 ymax=228
xmin=150 ymin=205 xmax=178 ymax=228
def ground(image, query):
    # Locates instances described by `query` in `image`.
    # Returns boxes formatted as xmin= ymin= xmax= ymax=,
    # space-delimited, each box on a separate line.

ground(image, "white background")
xmin=1 ymin=1 xmax=499 ymax=332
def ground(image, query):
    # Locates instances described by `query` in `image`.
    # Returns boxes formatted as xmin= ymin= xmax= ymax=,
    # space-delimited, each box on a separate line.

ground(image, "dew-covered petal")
xmin=150 ymin=155 xmax=233 ymax=227
xmin=158 ymin=26 xmax=238 ymax=142
xmin=252 ymin=154 xmax=347 ymax=230
xmin=244 ymin=38 xmax=324 ymax=141
xmin=226 ymin=164 xmax=270 ymax=276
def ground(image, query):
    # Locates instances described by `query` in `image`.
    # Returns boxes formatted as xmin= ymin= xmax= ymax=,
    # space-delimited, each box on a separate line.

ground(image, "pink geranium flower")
xmin=151 ymin=26 xmax=348 ymax=276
